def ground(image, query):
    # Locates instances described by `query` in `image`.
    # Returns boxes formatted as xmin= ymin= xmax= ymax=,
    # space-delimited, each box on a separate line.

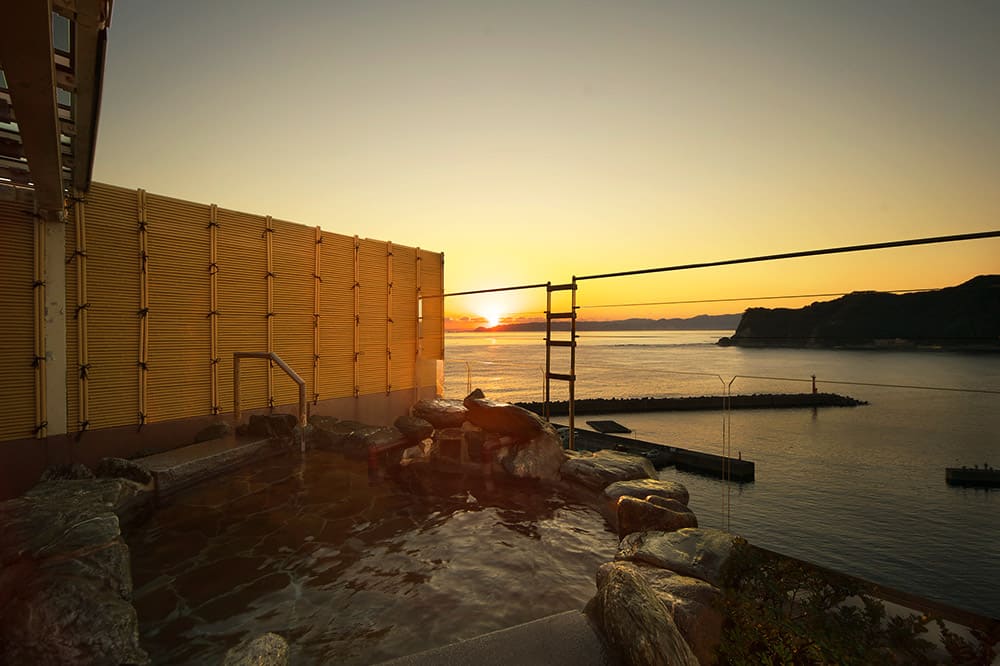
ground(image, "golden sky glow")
xmin=94 ymin=2 xmax=999 ymax=327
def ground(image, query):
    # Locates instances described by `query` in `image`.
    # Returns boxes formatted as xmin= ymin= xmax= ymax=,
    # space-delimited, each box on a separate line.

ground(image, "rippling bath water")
xmin=128 ymin=451 xmax=618 ymax=664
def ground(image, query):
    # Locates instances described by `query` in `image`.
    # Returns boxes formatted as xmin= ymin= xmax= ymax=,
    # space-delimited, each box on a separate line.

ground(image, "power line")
xmin=536 ymin=362 xmax=1000 ymax=396
xmin=577 ymin=288 xmax=937 ymax=310
xmin=574 ymin=231 xmax=1000 ymax=282
xmin=424 ymin=282 xmax=550 ymax=299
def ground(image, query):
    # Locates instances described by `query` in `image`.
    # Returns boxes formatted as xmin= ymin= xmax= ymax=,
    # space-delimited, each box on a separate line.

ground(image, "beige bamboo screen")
xmin=319 ymin=231 xmax=356 ymax=399
xmin=0 ymin=183 xmax=443 ymax=442
xmin=418 ymin=249 xmax=445 ymax=360
xmin=0 ymin=200 xmax=36 ymax=441
xmin=84 ymin=184 xmax=142 ymax=430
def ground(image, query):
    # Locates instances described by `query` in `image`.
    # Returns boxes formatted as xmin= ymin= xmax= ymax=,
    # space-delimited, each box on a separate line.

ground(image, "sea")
xmin=442 ymin=330 xmax=1000 ymax=619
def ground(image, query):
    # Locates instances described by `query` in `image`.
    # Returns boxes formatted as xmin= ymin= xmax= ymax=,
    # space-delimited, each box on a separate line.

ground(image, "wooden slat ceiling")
xmin=0 ymin=0 xmax=112 ymax=219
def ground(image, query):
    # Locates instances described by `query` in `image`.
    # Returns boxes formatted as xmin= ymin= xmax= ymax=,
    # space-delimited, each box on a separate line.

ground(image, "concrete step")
xmin=135 ymin=435 xmax=279 ymax=499
xmin=377 ymin=610 xmax=622 ymax=666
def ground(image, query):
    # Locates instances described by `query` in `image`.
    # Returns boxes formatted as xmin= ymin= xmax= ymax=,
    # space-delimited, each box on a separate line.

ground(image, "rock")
xmin=38 ymin=463 xmax=94 ymax=482
xmin=616 ymin=496 xmax=698 ymax=539
xmin=505 ymin=428 xmax=566 ymax=482
xmin=400 ymin=444 xmax=425 ymax=463
xmin=412 ymin=398 xmax=468 ymax=429
xmin=310 ymin=420 xmax=357 ymax=450
xmin=0 ymin=575 xmax=149 ymax=665
xmin=603 ymin=478 xmax=690 ymax=506
xmin=19 ymin=477 xmax=152 ymax=534
xmin=343 ymin=426 xmax=407 ymax=460
xmin=435 ymin=427 xmax=465 ymax=461
xmin=593 ymin=561 xmax=699 ymax=666
xmin=39 ymin=537 xmax=133 ymax=600
xmin=559 ymin=450 xmax=656 ymax=491
xmin=223 ymin=632 xmax=289 ymax=666
xmin=394 ymin=415 xmax=434 ymax=443
xmin=600 ymin=561 xmax=722 ymax=666
xmin=463 ymin=389 xmax=550 ymax=437
xmin=193 ymin=420 xmax=232 ymax=443
xmin=247 ymin=413 xmax=298 ymax=438
xmin=95 ymin=457 xmax=154 ymax=487
xmin=616 ymin=528 xmax=738 ymax=587
xmin=0 ymin=479 xmax=151 ymax=665
xmin=462 ymin=423 xmax=486 ymax=460
xmin=308 ymin=414 xmax=339 ymax=430
xmin=646 ymin=495 xmax=689 ymax=512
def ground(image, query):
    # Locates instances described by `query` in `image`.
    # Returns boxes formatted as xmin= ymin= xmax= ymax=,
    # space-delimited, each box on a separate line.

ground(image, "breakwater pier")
xmin=519 ymin=392 xmax=866 ymax=417
xmin=556 ymin=425 xmax=756 ymax=482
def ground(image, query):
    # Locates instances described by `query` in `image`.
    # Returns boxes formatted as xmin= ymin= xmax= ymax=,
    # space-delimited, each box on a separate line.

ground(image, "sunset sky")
xmin=93 ymin=1 xmax=999 ymax=328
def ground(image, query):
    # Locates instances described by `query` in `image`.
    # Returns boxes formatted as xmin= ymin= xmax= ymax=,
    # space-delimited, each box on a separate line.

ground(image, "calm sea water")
xmin=443 ymin=330 xmax=1000 ymax=619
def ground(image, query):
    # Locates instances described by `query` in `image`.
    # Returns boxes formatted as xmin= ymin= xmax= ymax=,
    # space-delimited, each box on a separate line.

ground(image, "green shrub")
xmin=716 ymin=540 xmax=942 ymax=665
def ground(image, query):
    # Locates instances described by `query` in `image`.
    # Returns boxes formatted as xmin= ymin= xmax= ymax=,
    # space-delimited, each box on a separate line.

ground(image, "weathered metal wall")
xmin=0 ymin=183 xmax=443 ymax=442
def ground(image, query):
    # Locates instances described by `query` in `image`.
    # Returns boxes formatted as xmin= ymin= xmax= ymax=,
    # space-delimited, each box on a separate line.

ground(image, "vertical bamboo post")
xmin=209 ymin=204 xmax=219 ymax=415
xmin=414 ymin=250 xmax=422 ymax=402
xmin=438 ymin=252 xmax=445 ymax=360
xmin=313 ymin=226 xmax=322 ymax=406
xmin=33 ymin=205 xmax=47 ymax=438
xmin=386 ymin=241 xmax=393 ymax=394
xmin=353 ymin=235 xmax=360 ymax=398
xmin=137 ymin=189 xmax=149 ymax=428
xmin=76 ymin=191 xmax=89 ymax=433
xmin=233 ymin=354 xmax=241 ymax=424
xmin=265 ymin=215 xmax=274 ymax=409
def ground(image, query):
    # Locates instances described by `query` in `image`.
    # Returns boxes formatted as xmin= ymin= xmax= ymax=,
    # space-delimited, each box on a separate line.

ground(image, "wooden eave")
xmin=0 ymin=0 xmax=111 ymax=216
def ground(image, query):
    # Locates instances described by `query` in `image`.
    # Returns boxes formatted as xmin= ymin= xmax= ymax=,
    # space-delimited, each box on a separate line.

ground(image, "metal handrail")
xmin=233 ymin=352 xmax=307 ymax=451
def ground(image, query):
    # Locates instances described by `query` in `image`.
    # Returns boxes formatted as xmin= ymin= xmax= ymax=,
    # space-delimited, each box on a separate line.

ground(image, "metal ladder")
xmin=544 ymin=281 xmax=577 ymax=450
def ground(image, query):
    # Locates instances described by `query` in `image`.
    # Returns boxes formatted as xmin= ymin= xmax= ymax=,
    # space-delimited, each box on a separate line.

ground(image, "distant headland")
xmin=718 ymin=275 xmax=1000 ymax=350
xmin=470 ymin=313 xmax=741 ymax=333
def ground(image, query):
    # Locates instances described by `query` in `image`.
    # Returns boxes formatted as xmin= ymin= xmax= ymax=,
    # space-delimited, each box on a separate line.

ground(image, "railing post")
xmin=232 ymin=351 xmax=307 ymax=452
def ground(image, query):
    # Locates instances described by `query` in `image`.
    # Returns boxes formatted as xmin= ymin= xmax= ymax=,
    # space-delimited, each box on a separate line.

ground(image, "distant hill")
xmin=472 ymin=313 xmax=741 ymax=333
xmin=718 ymin=275 xmax=1000 ymax=349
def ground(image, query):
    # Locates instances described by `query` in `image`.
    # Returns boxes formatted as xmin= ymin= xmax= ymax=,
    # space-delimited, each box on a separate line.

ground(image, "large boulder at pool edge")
xmin=560 ymin=450 xmax=656 ymax=491
xmin=0 ymin=478 xmax=152 ymax=664
xmin=463 ymin=388 xmax=550 ymax=436
xmin=616 ymin=496 xmax=698 ymax=539
xmin=503 ymin=428 xmax=566 ymax=482
xmin=597 ymin=561 xmax=722 ymax=666
xmin=616 ymin=528 xmax=738 ymax=587
xmin=593 ymin=561 xmax=698 ymax=666
xmin=412 ymin=398 xmax=468 ymax=429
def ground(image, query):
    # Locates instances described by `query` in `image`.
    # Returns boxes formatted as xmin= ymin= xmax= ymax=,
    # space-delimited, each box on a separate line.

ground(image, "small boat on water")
xmin=945 ymin=467 xmax=1000 ymax=487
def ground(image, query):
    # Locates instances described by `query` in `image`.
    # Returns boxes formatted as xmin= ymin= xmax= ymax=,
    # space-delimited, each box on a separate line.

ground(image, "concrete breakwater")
xmin=518 ymin=392 xmax=866 ymax=416
xmin=557 ymin=426 xmax=756 ymax=483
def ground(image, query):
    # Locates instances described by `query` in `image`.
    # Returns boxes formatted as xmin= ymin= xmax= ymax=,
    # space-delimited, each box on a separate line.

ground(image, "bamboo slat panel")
xmin=319 ymin=231 xmax=355 ymax=399
xmin=216 ymin=208 xmax=268 ymax=411
xmin=0 ymin=200 xmax=38 ymax=441
xmin=391 ymin=244 xmax=418 ymax=390
xmin=65 ymin=204 xmax=79 ymax=433
xmin=145 ymin=193 xmax=212 ymax=421
xmin=85 ymin=183 xmax=140 ymax=429
xmin=271 ymin=218 xmax=315 ymax=406
xmin=418 ymin=249 xmax=444 ymax=360
xmin=0 ymin=180 xmax=441 ymax=437
xmin=358 ymin=238 xmax=388 ymax=395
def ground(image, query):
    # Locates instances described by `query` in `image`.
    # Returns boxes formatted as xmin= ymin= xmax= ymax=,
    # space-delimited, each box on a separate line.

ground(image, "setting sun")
xmin=482 ymin=309 xmax=503 ymax=328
